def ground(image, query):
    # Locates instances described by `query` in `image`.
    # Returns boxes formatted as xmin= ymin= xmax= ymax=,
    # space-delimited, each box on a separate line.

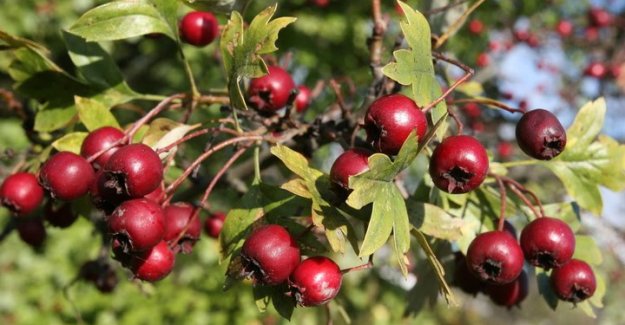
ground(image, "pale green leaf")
xmin=75 ymin=96 xmax=120 ymax=131
xmin=51 ymin=132 xmax=88 ymax=154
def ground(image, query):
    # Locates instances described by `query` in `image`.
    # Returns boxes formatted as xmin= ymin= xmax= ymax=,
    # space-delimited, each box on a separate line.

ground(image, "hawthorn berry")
xmin=0 ymin=172 xmax=44 ymax=216
xmin=39 ymin=151 xmax=95 ymax=201
xmin=329 ymin=148 xmax=373 ymax=191
xmin=550 ymin=259 xmax=596 ymax=303
xmin=466 ymin=230 xmax=524 ymax=284
xmin=476 ymin=52 xmax=490 ymax=67
xmin=295 ymin=85 xmax=312 ymax=112
xmin=144 ymin=183 xmax=166 ymax=203
xmin=429 ymin=135 xmax=489 ymax=194
xmin=129 ymin=241 xmax=176 ymax=282
xmin=520 ymin=217 xmax=575 ymax=269
xmin=80 ymin=260 xmax=119 ymax=293
xmin=584 ymin=62 xmax=608 ymax=79
xmin=515 ymin=109 xmax=566 ymax=160
xmin=44 ymin=201 xmax=78 ymax=228
xmin=248 ymin=66 xmax=295 ymax=112
xmin=90 ymin=170 xmax=128 ymax=215
xmin=102 ymin=143 xmax=164 ymax=198
xmin=364 ymin=94 xmax=428 ymax=155
xmin=485 ymin=270 xmax=529 ymax=308
xmin=556 ymin=20 xmax=574 ymax=38
xmin=289 ymin=256 xmax=342 ymax=306
xmin=452 ymin=252 xmax=484 ymax=295
xmin=162 ymin=202 xmax=202 ymax=254
xmin=240 ymin=224 xmax=301 ymax=285
xmin=108 ymin=198 xmax=165 ymax=252
xmin=179 ymin=11 xmax=219 ymax=47
xmin=17 ymin=217 xmax=46 ymax=247
xmin=587 ymin=7 xmax=612 ymax=28
xmin=468 ymin=19 xmax=484 ymax=35
xmin=204 ymin=211 xmax=226 ymax=239
xmin=80 ymin=126 xmax=125 ymax=170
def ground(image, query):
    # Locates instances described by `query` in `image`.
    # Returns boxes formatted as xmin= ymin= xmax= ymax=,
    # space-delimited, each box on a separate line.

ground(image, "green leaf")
xmin=412 ymin=229 xmax=456 ymax=305
xmin=0 ymin=30 xmax=49 ymax=54
xmin=69 ymin=0 xmax=177 ymax=42
xmin=75 ymin=96 xmax=120 ymax=131
xmin=51 ymin=132 xmax=89 ymax=154
xmin=181 ymin=0 xmax=250 ymax=13
xmin=382 ymin=2 xmax=447 ymax=139
xmin=220 ymin=5 xmax=296 ymax=109
xmin=219 ymin=182 xmax=265 ymax=259
xmin=536 ymin=268 xmax=559 ymax=310
xmin=252 ymin=284 xmax=294 ymax=320
xmin=34 ymin=106 xmax=77 ymax=132
xmin=589 ymin=270 xmax=606 ymax=308
xmin=572 ymin=235 xmax=603 ymax=266
xmin=407 ymin=201 xmax=465 ymax=241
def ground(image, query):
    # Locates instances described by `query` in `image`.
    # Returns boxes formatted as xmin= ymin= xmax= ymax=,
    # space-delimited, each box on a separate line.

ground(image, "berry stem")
xmin=423 ymin=52 xmax=474 ymax=113
xmin=502 ymin=176 xmax=545 ymax=218
xmin=432 ymin=0 xmax=486 ymax=49
xmin=446 ymin=107 xmax=464 ymax=135
xmin=503 ymin=177 xmax=543 ymax=220
xmin=329 ymin=79 xmax=351 ymax=121
xmin=198 ymin=146 xmax=250 ymax=208
xmin=341 ymin=256 xmax=374 ymax=274
xmin=494 ymin=175 xmax=507 ymax=231
xmin=155 ymin=127 xmax=240 ymax=155
xmin=448 ymin=98 xmax=525 ymax=115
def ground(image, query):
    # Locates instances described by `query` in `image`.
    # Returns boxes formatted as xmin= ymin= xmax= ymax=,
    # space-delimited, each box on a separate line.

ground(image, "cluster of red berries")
xmin=239 ymin=224 xmax=343 ymax=307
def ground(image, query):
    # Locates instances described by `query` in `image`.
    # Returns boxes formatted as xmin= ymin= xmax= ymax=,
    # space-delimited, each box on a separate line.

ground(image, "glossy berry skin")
xmin=295 ymin=85 xmax=312 ymax=113
xmin=248 ymin=66 xmax=295 ymax=112
xmin=515 ymin=109 xmax=566 ymax=160
xmin=364 ymin=94 xmax=428 ymax=155
xmin=108 ymin=198 xmax=165 ymax=252
xmin=80 ymin=126 xmax=125 ymax=170
xmin=144 ymin=183 xmax=165 ymax=203
xmin=0 ymin=172 xmax=44 ymax=216
xmin=17 ymin=217 xmax=46 ymax=247
xmin=204 ymin=211 xmax=226 ymax=239
xmin=584 ymin=62 xmax=608 ymax=79
xmin=429 ymin=135 xmax=489 ymax=194
xmin=44 ymin=201 xmax=78 ymax=228
xmin=240 ymin=224 xmax=301 ymax=285
xmin=103 ymin=143 xmax=163 ymax=198
xmin=289 ymin=256 xmax=342 ymax=306
xmin=329 ymin=148 xmax=372 ymax=190
xmin=39 ymin=152 xmax=95 ymax=201
xmin=520 ymin=217 xmax=575 ymax=269
xmin=179 ymin=11 xmax=219 ymax=47
xmin=466 ymin=230 xmax=524 ymax=284
xmin=485 ymin=270 xmax=529 ymax=308
xmin=129 ymin=241 xmax=176 ymax=282
xmin=163 ymin=202 xmax=201 ymax=254
xmin=551 ymin=259 xmax=596 ymax=303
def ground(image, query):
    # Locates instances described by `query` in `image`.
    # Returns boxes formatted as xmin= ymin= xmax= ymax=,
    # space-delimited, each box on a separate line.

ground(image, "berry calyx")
xmin=163 ymin=202 xmax=201 ymax=254
xmin=520 ymin=217 xmax=575 ymax=269
xmin=289 ymin=256 xmax=342 ymax=306
xmin=204 ymin=211 xmax=226 ymax=239
xmin=248 ymin=66 xmax=295 ymax=112
xmin=515 ymin=109 xmax=566 ymax=160
xmin=240 ymin=224 xmax=301 ymax=285
xmin=80 ymin=126 xmax=125 ymax=170
xmin=364 ymin=94 xmax=428 ymax=155
xmin=429 ymin=135 xmax=489 ymax=194
xmin=129 ymin=241 xmax=176 ymax=282
xmin=485 ymin=270 xmax=529 ymax=308
xmin=102 ymin=143 xmax=164 ymax=198
xmin=39 ymin=151 xmax=95 ymax=201
xmin=550 ymin=259 xmax=596 ymax=303
xmin=108 ymin=198 xmax=165 ymax=252
xmin=0 ymin=172 xmax=44 ymax=216
xmin=329 ymin=148 xmax=372 ymax=191
xmin=466 ymin=230 xmax=524 ymax=284
xmin=295 ymin=85 xmax=312 ymax=112
xmin=179 ymin=11 xmax=219 ymax=47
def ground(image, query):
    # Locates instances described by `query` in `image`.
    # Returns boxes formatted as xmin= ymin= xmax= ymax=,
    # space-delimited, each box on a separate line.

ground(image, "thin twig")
xmin=199 ymin=146 xmax=250 ymax=208
xmin=495 ymin=175 xmax=507 ymax=231
xmin=423 ymin=52 xmax=474 ymax=112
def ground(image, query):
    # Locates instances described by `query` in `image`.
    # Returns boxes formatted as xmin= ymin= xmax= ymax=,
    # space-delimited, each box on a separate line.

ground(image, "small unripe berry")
xmin=0 ymin=172 xmax=44 ymax=216
xmin=39 ymin=152 xmax=95 ymax=201
xmin=289 ymin=256 xmax=343 ymax=306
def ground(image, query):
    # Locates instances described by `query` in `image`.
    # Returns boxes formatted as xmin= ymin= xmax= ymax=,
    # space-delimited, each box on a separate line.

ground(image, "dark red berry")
xmin=163 ymin=202 xmax=201 ymax=254
xmin=39 ymin=152 xmax=95 ymax=201
xmin=429 ymin=135 xmax=489 ymax=194
xmin=556 ymin=20 xmax=574 ymax=38
xmin=248 ymin=66 xmax=295 ymax=112
xmin=80 ymin=126 xmax=125 ymax=170
xmin=295 ymin=85 xmax=312 ymax=113
xmin=240 ymin=224 xmax=301 ymax=285
xmin=329 ymin=148 xmax=372 ymax=191
xmin=179 ymin=11 xmax=219 ymax=47
xmin=485 ymin=270 xmax=529 ymax=308
xmin=466 ymin=230 xmax=524 ymax=284
xmin=129 ymin=241 xmax=176 ymax=282
xmin=144 ymin=183 xmax=165 ymax=203
xmin=520 ymin=217 xmax=575 ymax=269
xmin=588 ymin=7 xmax=612 ymax=28
xmin=476 ymin=52 xmax=489 ymax=67
xmin=584 ymin=62 xmax=608 ymax=79
xmin=102 ymin=143 xmax=163 ymax=198
xmin=90 ymin=170 xmax=127 ymax=214
xmin=551 ymin=259 xmax=596 ymax=303
xmin=0 ymin=172 xmax=44 ymax=216
xmin=108 ymin=198 xmax=165 ymax=252
xmin=17 ymin=217 xmax=46 ymax=247
xmin=289 ymin=256 xmax=342 ymax=306
xmin=461 ymin=102 xmax=481 ymax=119
xmin=79 ymin=260 xmax=118 ymax=293
xmin=468 ymin=19 xmax=484 ymax=35
xmin=204 ymin=211 xmax=226 ymax=239
xmin=515 ymin=109 xmax=566 ymax=160
xmin=364 ymin=94 xmax=428 ymax=155
xmin=452 ymin=252 xmax=484 ymax=295
xmin=44 ymin=201 xmax=78 ymax=228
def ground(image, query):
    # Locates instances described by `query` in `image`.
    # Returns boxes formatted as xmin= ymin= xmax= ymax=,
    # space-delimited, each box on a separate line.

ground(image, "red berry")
xmin=585 ymin=27 xmax=600 ymax=42
xmin=476 ymin=52 xmax=490 ymax=67
xmin=90 ymin=170 xmax=127 ymax=214
xmin=204 ymin=211 xmax=226 ymax=239
xmin=584 ymin=62 xmax=608 ymax=79
xmin=0 ymin=172 xmax=44 ymax=216
xmin=588 ymin=7 xmax=612 ymax=28
xmin=80 ymin=126 xmax=125 ymax=170
xmin=108 ymin=198 xmax=165 ymax=252
xmin=364 ymin=94 xmax=428 ymax=155
xmin=497 ymin=141 xmax=514 ymax=160
xmin=102 ymin=143 xmax=164 ymax=198
xmin=556 ymin=20 xmax=574 ymax=38
xmin=44 ymin=201 xmax=78 ymax=228
xmin=311 ymin=0 xmax=330 ymax=7
xmin=80 ymin=260 xmax=118 ymax=293
xmin=295 ymin=85 xmax=312 ymax=113
xmin=248 ymin=66 xmax=295 ymax=112
xmin=129 ymin=241 xmax=176 ymax=282
xmin=240 ymin=224 xmax=301 ymax=285
xmin=144 ymin=183 xmax=165 ymax=204
xmin=452 ymin=252 xmax=484 ymax=295
xmin=550 ymin=259 xmax=596 ymax=303
xmin=39 ymin=152 xmax=95 ymax=201
xmin=468 ymin=19 xmax=484 ymax=35
xmin=17 ymin=217 xmax=46 ymax=247
xmin=485 ymin=270 xmax=529 ymax=308
xmin=466 ymin=230 xmax=524 ymax=284
xmin=329 ymin=148 xmax=372 ymax=191
xmin=163 ymin=202 xmax=201 ymax=254
xmin=461 ymin=102 xmax=481 ymax=119
xmin=179 ymin=11 xmax=219 ymax=47
xmin=289 ymin=256 xmax=342 ymax=306
xmin=520 ymin=217 xmax=575 ymax=269
xmin=429 ymin=135 xmax=489 ymax=194
xmin=515 ymin=109 xmax=566 ymax=160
